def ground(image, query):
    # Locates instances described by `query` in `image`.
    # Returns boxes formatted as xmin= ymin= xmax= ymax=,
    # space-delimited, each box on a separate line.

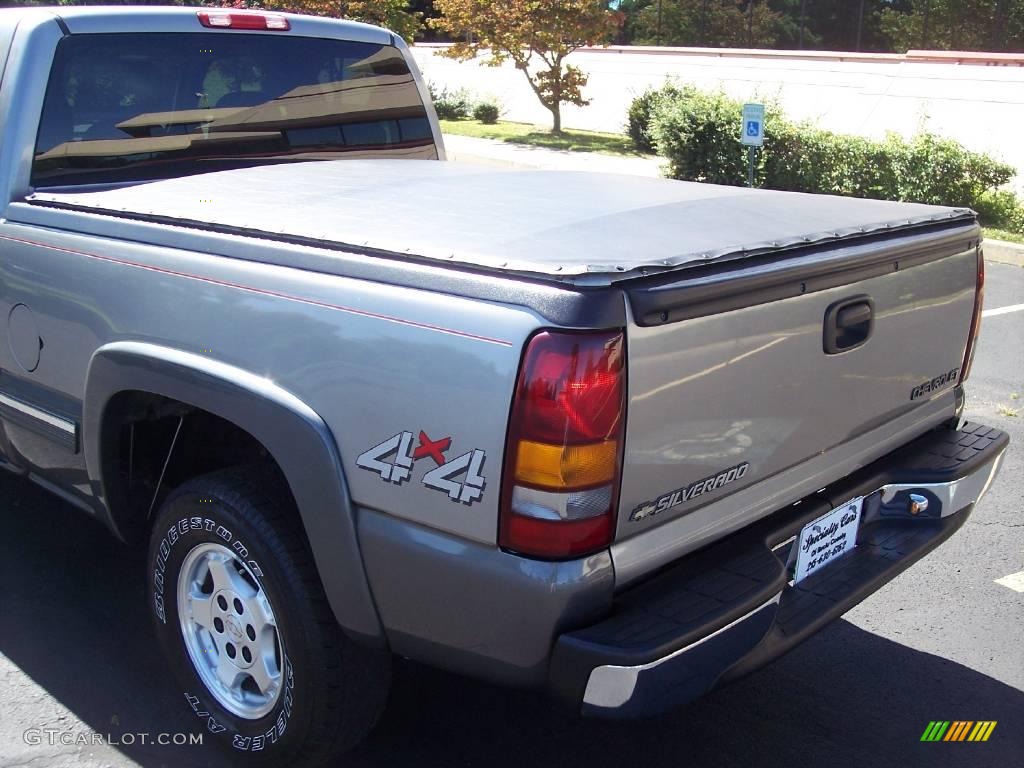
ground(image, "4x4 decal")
xmin=357 ymin=430 xmax=487 ymax=506
xmin=357 ymin=431 xmax=416 ymax=485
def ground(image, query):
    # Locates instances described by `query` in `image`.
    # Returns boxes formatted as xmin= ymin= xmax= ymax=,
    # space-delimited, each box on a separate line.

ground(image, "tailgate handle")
xmin=824 ymin=296 xmax=874 ymax=354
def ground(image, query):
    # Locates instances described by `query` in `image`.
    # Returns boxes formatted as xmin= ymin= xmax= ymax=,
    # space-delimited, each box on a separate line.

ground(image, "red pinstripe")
xmin=0 ymin=232 xmax=513 ymax=347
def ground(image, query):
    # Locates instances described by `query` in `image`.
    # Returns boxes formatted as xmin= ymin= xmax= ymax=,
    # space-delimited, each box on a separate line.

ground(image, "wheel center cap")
xmin=225 ymin=616 xmax=244 ymax=641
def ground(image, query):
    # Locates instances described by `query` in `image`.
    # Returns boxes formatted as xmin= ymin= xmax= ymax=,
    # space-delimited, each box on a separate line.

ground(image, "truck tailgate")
xmin=617 ymin=222 xmax=980 ymax=546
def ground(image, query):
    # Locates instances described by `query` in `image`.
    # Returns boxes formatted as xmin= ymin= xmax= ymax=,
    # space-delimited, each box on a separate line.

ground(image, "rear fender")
xmin=83 ymin=341 xmax=384 ymax=646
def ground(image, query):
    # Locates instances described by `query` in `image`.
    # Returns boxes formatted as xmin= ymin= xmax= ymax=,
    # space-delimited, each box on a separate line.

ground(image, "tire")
xmin=146 ymin=465 xmax=389 ymax=766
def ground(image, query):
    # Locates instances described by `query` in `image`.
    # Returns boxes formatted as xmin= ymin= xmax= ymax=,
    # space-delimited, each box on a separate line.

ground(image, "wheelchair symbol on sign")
xmin=746 ymin=120 xmax=760 ymax=137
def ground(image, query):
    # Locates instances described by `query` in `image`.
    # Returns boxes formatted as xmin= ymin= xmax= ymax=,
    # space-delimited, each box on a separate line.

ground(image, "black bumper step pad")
xmin=549 ymin=422 xmax=1007 ymax=713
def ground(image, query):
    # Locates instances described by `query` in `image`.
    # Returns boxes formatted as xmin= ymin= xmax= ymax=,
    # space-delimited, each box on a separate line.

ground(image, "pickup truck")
xmin=0 ymin=6 xmax=1009 ymax=766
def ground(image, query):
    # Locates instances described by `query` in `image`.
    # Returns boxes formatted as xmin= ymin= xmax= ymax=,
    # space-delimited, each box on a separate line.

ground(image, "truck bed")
xmin=30 ymin=160 xmax=974 ymax=284
xmin=26 ymin=158 xmax=983 ymax=567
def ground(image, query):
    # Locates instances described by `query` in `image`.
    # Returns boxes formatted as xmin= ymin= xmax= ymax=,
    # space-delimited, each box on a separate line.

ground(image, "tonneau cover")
xmin=30 ymin=160 xmax=973 ymax=283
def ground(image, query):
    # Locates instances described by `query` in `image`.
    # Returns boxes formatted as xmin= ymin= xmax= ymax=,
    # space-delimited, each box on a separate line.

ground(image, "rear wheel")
xmin=147 ymin=466 xmax=389 ymax=766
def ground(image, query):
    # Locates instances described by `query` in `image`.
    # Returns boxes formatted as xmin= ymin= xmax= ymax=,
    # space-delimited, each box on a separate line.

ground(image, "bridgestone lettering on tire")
xmin=147 ymin=466 xmax=389 ymax=766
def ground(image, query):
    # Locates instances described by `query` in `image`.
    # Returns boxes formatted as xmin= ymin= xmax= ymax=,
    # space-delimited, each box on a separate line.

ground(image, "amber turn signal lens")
xmin=514 ymin=439 xmax=618 ymax=490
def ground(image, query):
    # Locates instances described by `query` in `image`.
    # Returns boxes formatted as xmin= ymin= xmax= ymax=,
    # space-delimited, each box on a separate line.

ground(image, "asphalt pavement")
xmin=1 ymin=264 xmax=1021 ymax=768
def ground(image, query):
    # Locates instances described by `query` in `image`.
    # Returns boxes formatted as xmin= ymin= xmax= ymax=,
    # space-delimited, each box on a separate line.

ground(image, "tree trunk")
xmin=855 ymin=0 xmax=865 ymax=51
xmin=551 ymin=105 xmax=562 ymax=134
xmin=798 ymin=0 xmax=806 ymax=49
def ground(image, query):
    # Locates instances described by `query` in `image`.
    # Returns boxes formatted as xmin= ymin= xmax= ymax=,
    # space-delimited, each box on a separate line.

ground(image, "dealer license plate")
xmin=793 ymin=497 xmax=863 ymax=583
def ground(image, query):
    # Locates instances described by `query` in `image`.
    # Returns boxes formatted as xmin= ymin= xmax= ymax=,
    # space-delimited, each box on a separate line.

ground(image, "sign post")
xmin=741 ymin=103 xmax=765 ymax=188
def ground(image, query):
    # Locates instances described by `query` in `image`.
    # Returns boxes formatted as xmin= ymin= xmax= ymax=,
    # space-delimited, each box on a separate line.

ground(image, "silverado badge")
xmin=630 ymin=462 xmax=750 ymax=522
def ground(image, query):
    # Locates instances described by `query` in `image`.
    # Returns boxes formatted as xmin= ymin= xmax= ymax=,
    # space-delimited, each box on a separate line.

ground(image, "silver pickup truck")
xmin=0 ymin=6 xmax=1009 ymax=766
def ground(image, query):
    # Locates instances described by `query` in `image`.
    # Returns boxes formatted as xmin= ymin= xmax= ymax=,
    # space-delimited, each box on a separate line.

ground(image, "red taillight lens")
xmin=501 ymin=513 xmax=613 ymax=561
xmin=500 ymin=330 xmax=626 ymax=560
xmin=197 ymin=11 xmax=291 ymax=31
xmin=519 ymin=335 xmax=623 ymax=444
xmin=959 ymin=247 xmax=985 ymax=384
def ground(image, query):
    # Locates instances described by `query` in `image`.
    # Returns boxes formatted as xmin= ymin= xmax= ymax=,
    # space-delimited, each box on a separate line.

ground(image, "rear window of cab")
xmin=32 ymin=32 xmax=437 ymax=188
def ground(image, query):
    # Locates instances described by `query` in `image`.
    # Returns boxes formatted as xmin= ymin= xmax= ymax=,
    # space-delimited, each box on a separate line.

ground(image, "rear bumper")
xmin=548 ymin=422 xmax=1008 ymax=718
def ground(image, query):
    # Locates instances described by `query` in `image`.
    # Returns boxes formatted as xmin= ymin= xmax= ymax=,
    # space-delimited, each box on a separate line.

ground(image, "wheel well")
xmin=100 ymin=391 xmax=285 ymax=542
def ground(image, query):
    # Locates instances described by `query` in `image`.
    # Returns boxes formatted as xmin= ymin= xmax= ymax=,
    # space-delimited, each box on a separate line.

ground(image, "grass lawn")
xmin=439 ymin=119 xmax=645 ymax=158
xmin=983 ymin=227 xmax=1024 ymax=245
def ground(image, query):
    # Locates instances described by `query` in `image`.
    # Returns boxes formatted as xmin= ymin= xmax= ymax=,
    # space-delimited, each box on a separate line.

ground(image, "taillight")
xmin=197 ymin=11 xmax=291 ymax=30
xmin=959 ymin=247 xmax=985 ymax=384
xmin=500 ymin=330 xmax=626 ymax=559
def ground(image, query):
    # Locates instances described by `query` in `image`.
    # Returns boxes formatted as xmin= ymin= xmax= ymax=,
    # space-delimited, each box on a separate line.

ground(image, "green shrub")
xmin=975 ymin=189 xmax=1024 ymax=233
xmin=473 ymin=102 xmax=500 ymax=125
xmin=428 ymin=82 xmax=472 ymax=121
xmin=763 ymin=125 xmax=901 ymax=199
xmin=643 ymin=83 xmax=1018 ymax=217
xmin=649 ymin=88 xmax=748 ymax=185
xmin=888 ymin=133 xmax=1014 ymax=208
xmin=626 ymin=83 xmax=687 ymax=153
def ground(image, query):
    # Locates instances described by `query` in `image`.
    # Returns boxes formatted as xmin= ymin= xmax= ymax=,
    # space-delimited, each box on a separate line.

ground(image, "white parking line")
xmin=982 ymin=303 xmax=1024 ymax=318
xmin=994 ymin=570 xmax=1024 ymax=593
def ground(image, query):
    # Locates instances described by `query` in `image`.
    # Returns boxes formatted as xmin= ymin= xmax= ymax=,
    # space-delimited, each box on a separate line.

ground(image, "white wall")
xmin=412 ymin=45 xmax=1024 ymax=191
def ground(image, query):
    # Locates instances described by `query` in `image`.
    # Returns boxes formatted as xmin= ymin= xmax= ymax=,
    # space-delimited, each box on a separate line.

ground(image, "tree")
xmin=628 ymin=0 xmax=783 ymax=48
xmin=431 ymin=0 xmax=615 ymax=133
xmin=341 ymin=0 xmax=424 ymax=40
xmin=774 ymin=0 xmax=902 ymax=52
xmin=881 ymin=0 xmax=1024 ymax=52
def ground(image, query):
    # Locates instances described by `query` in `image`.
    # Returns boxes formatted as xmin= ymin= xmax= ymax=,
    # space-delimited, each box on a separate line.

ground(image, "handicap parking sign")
xmin=741 ymin=103 xmax=765 ymax=146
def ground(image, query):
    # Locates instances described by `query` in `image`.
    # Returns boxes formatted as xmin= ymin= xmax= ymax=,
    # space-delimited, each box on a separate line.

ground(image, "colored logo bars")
xmin=920 ymin=721 xmax=997 ymax=742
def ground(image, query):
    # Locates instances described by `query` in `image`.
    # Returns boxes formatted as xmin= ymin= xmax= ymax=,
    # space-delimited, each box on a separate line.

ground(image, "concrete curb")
xmin=984 ymin=239 xmax=1024 ymax=268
